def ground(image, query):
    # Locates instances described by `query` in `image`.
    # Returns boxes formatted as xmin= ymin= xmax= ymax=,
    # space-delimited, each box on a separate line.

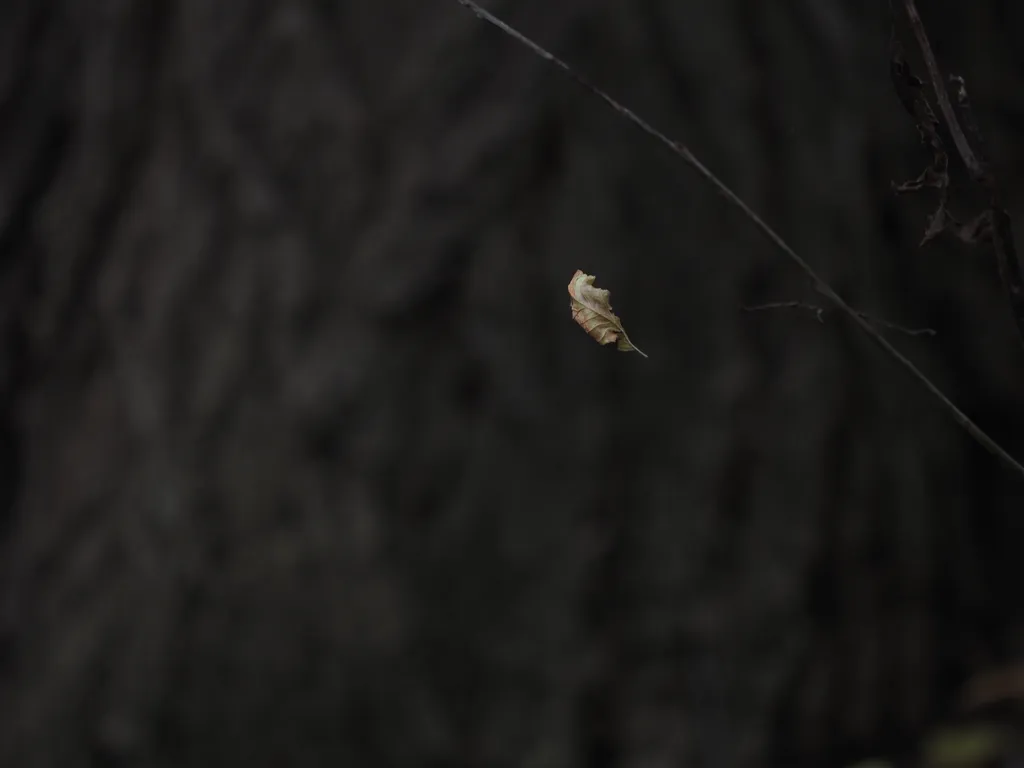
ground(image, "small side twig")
xmin=455 ymin=0 xmax=1024 ymax=480
xmin=892 ymin=0 xmax=1024 ymax=348
xmin=744 ymin=302 xmax=936 ymax=337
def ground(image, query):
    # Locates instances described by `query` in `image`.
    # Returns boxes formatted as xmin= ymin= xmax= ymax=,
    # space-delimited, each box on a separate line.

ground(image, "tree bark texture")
xmin=2 ymin=1 xmax=1024 ymax=767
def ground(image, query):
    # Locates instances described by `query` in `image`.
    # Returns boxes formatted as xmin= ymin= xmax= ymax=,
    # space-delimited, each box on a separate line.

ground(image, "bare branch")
xmin=455 ymin=0 xmax=1024 ymax=480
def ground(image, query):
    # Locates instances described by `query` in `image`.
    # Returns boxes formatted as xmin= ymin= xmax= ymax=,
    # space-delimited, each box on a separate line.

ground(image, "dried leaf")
xmin=567 ymin=270 xmax=647 ymax=358
xmin=921 ymin=204 xmax=949 ymax=245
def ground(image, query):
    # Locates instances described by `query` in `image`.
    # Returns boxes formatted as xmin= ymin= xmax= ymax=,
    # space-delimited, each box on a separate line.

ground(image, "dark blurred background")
xmin=2 ymin=1 xmax=1024 ymax=766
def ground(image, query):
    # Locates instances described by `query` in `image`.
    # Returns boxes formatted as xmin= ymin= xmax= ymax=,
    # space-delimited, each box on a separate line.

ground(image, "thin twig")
xmin=747 ymin=301 xmax=828 ymax=324
xmin=455 ymin=0 xmax=1024 ymax=480
xmin=744 ymin=302 xmax=937 ymax=337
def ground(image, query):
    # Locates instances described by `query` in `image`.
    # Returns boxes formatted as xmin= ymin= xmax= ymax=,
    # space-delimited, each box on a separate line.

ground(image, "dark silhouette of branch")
xmin=455 ymin=0 xmax=1024 ymax=480
xmin=744 ymin=302 xmax=936 ymax=337
xmin=892 ymin=0 xmax=1024 ymax=347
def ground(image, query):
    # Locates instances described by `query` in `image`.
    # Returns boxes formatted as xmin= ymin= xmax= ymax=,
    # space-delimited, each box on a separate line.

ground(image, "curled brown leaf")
xmin=568 ymin=270 xmax=647 ymax=357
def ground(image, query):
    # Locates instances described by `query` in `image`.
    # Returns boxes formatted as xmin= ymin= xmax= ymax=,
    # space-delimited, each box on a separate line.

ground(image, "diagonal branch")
xmin=455 ymin=0 xmax=1024 ymax=480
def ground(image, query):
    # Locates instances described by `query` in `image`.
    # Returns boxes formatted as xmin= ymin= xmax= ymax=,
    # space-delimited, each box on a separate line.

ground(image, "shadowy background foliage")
xmin=2 ymin=1 xmax=1024 ymax=766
